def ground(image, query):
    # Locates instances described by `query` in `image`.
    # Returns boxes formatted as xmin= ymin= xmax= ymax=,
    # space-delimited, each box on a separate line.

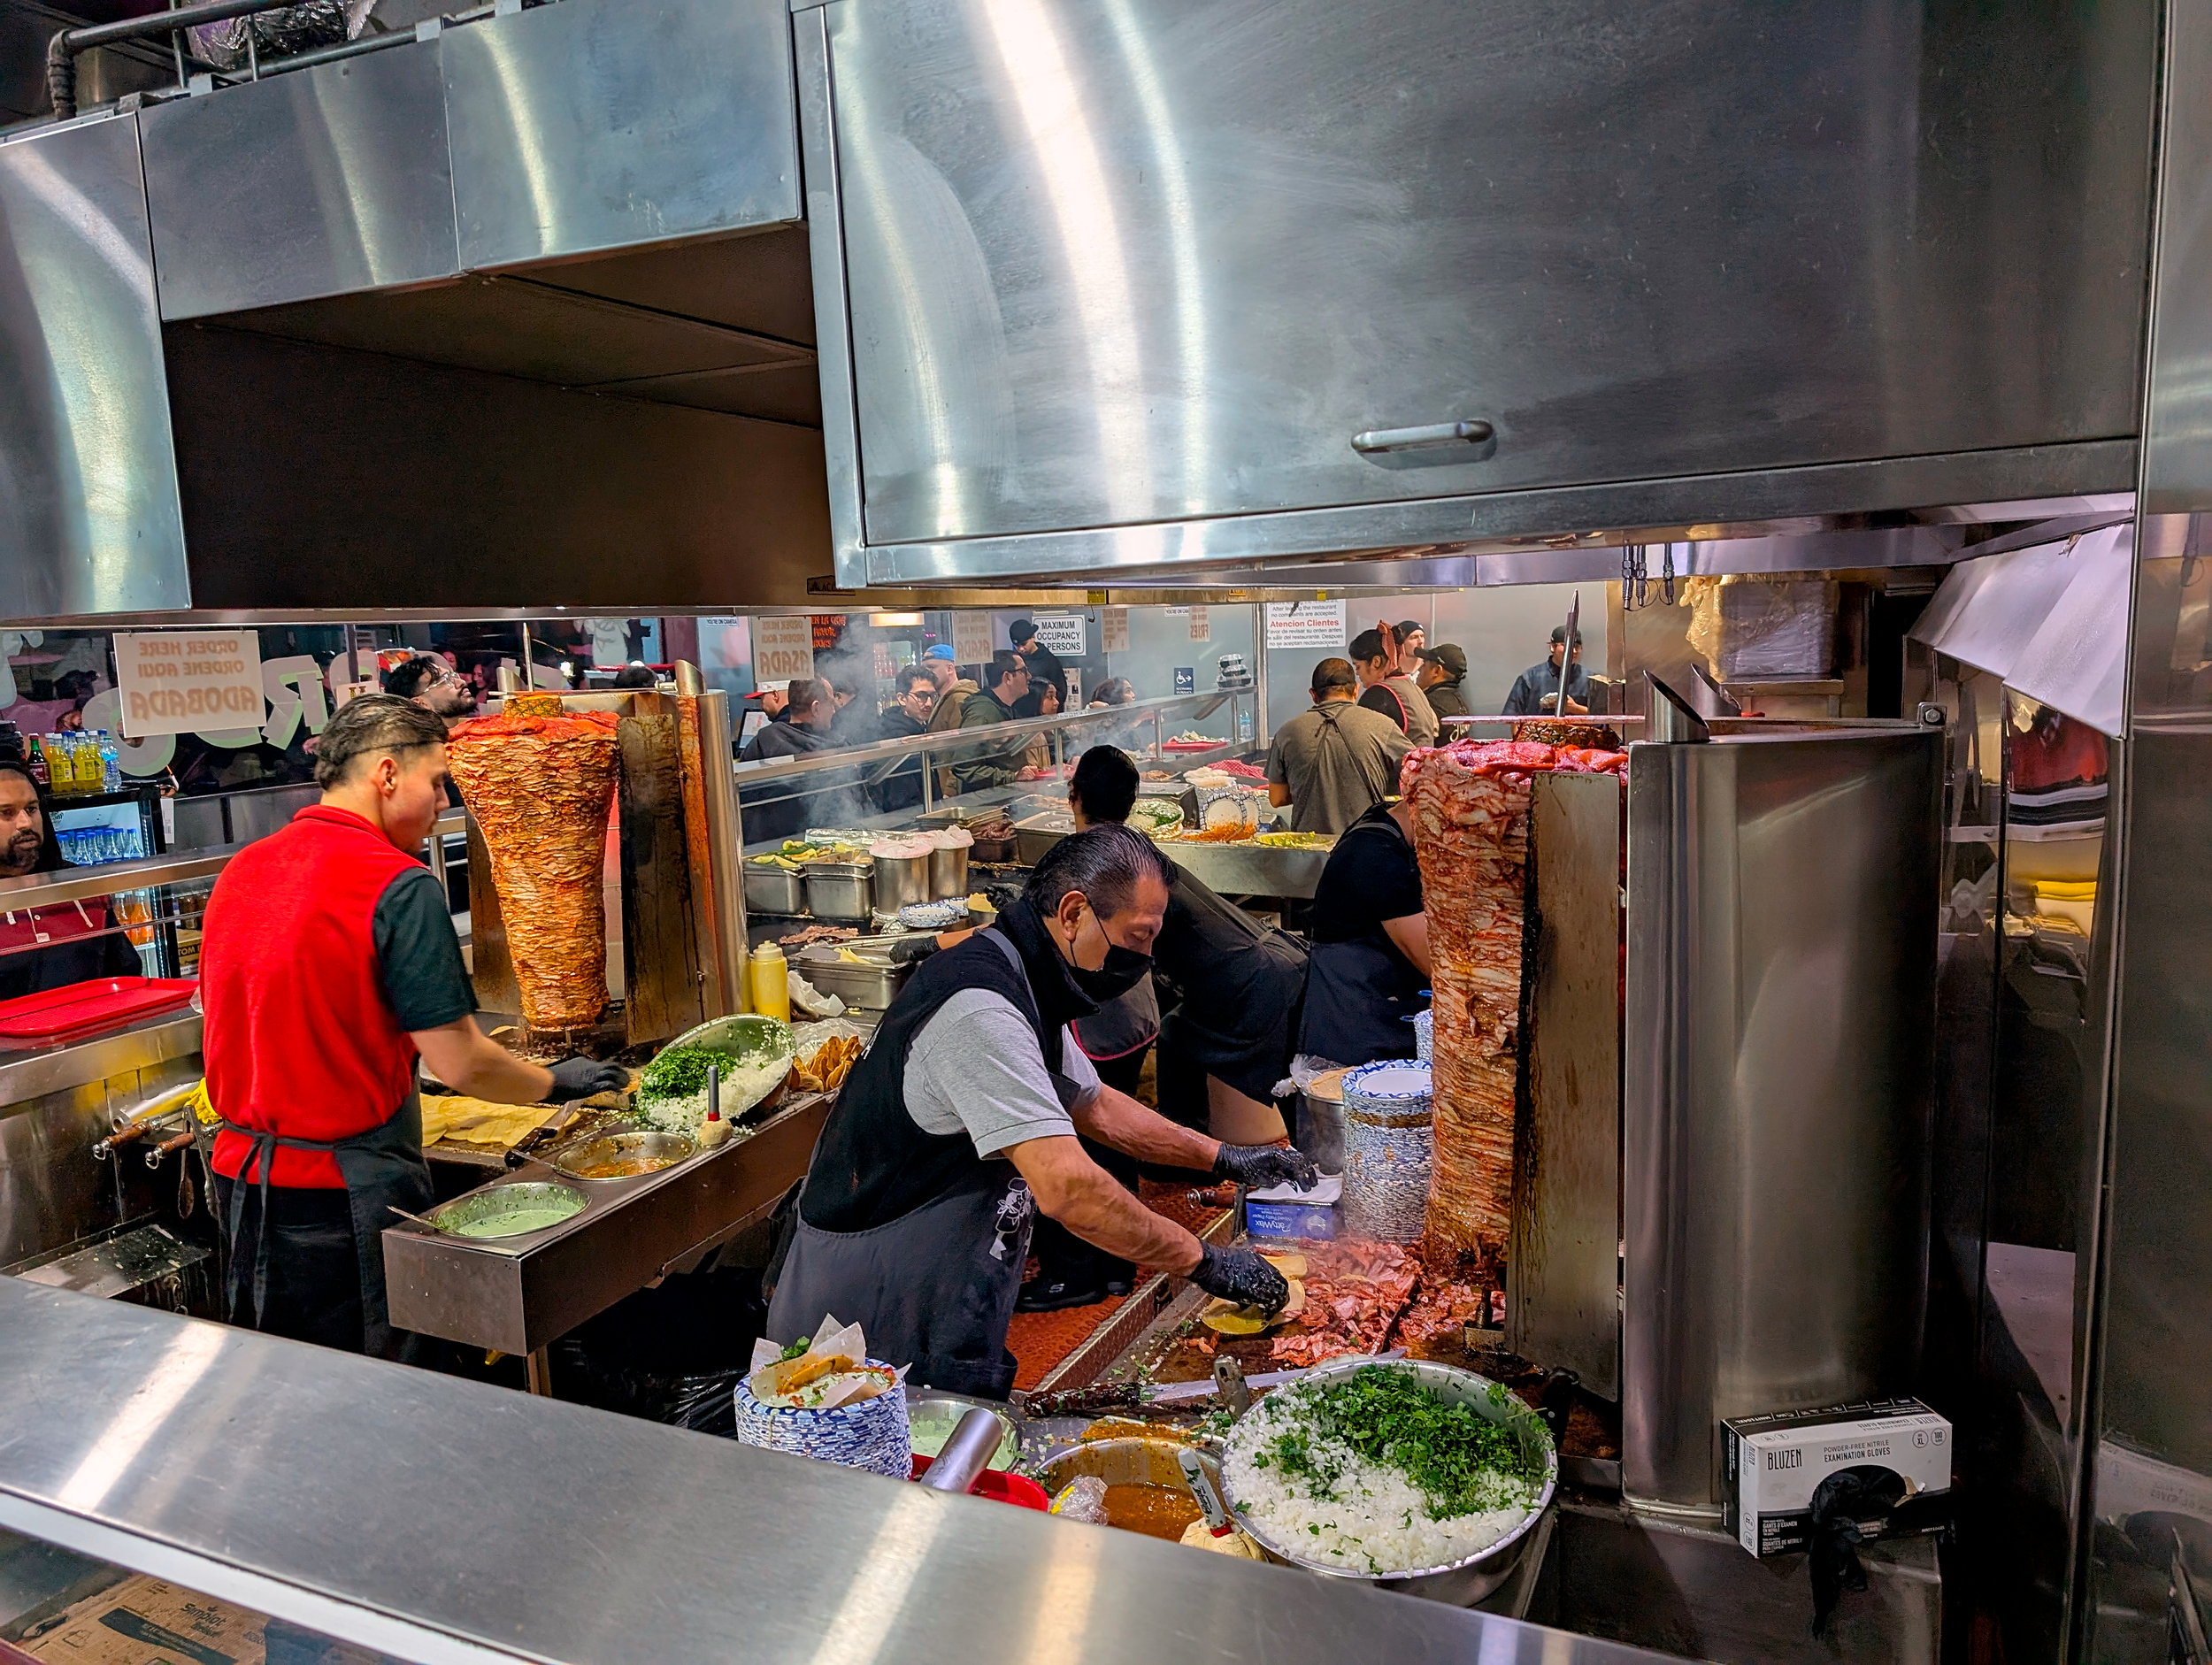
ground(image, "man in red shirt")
xmin=201 ymin=695 xmax=624 ymax=1357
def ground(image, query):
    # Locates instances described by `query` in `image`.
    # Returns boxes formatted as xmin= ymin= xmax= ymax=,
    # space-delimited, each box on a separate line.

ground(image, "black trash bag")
xmin=1809 ymin=1463 xmax=1910 ymax=1636
xmin=551 ymin=1266 xmax=766 ymax=1438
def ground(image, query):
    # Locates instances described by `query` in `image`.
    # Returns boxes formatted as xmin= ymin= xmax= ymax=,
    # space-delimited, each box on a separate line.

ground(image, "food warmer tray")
xmin=384 ymin=1091 xmax=833 ymax=1356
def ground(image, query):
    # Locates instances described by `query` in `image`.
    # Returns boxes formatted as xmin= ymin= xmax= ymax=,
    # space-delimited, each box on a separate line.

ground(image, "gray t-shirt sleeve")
xmin=902 ymin=988 xmax=1080 ymax=1156
xmin=1058 ymin=1025 xmax=1101 ymax=1100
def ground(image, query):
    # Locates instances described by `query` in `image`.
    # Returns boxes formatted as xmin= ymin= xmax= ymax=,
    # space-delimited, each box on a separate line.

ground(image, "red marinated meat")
xmin=1402 ymin=740 xmax=1624 ymax=1268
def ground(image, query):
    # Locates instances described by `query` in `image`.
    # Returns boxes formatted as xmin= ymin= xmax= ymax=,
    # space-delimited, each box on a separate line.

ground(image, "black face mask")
xmin=1071 ymin=941 xmax=1152 ymax=1002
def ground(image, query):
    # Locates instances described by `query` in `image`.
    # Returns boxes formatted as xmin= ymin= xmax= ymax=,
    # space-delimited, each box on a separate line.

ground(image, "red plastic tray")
xmin=908 ymin=1454 xmax=1051 ymax=1510
xmin=0 ymin=976 xmax=197 ymax=1041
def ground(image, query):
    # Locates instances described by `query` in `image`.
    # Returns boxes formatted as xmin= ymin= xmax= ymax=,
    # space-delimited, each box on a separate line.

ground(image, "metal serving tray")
xmin=384 ymin=1093 xmax=832 ymax=1355
xmin=743 ymin=862 xmax=807 ymax=915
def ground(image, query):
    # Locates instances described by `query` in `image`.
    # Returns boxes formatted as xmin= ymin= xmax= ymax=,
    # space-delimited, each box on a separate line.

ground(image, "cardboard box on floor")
xmin=19 ymin=1573 xmax=386 ymax=1665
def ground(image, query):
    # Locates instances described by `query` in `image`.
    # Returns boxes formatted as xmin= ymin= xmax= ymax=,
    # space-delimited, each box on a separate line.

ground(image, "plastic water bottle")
xmin=96 ymin=731 xmax=120 ymax=792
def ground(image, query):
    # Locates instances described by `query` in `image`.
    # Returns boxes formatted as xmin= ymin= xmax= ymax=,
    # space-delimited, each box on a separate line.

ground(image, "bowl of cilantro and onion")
xmin=634 ymin=1014 xmax=795 ymax=1136
xmin=1218 ymin=1360 xmax=1555 ymax=1604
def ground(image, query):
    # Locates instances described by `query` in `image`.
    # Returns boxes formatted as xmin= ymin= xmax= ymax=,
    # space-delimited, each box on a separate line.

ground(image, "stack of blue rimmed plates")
xmin=734 ymin=1364 xmax=914 ymax=1478
xmin=1340 ymin=1061 xmax=1434 ymax=1244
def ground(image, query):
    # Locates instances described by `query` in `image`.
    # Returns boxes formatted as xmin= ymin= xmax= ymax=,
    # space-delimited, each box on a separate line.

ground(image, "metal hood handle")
xmin=1351 ymin=418 xmax=1495 ymax=455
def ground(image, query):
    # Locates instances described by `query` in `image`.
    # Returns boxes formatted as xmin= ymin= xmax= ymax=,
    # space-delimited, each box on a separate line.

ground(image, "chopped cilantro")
xmin=1263 ymin=1366 xmax=1546 ymax=1523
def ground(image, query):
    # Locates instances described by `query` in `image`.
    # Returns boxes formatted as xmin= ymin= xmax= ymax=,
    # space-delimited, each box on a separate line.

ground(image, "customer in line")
xmin=820 ymin=657 xmax=878 ymax=746
xmin=1008 ymin=619 xmax=1066 ymax=717
xmin=1414 ymin=643 xmax=1470 ymax=719
xmin=952 ymin=651 xmax=1033 ymax=792
xmin=1351 ymin=626 xmax=1440 ymax=745
xmin=870 ymin=665 xmax=937 ymax=812
xmin=739 ymin=678 xmax=839 ymax=840
xmin=1264 ymin=658 xmax=1413 ymax=834
xmin=384 ymin=654 xmax=474 ymax=720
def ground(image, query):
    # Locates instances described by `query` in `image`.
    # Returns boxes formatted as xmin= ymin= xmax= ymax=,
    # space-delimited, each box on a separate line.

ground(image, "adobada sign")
xmin=113 ymin=631 xmax=265 ymax=739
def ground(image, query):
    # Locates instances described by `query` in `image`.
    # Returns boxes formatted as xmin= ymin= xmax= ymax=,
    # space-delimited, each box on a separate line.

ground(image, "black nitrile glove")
xmin=545 ymin=1057 xmax=629 ymax=1102
xmin=1213 ymin=1141 xmax=1319 ymax=1193
xmin=1190 ymin=1243 xmax=1290 ymax=1313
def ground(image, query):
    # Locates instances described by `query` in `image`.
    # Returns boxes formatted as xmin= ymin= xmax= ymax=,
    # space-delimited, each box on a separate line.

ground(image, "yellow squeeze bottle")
xmin=749 ymin=941 xmax=790 ymax=1021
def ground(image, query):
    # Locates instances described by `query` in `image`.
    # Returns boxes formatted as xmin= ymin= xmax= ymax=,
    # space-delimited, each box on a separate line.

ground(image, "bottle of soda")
xmin=24 ymin=734 xmax=47 ymax=787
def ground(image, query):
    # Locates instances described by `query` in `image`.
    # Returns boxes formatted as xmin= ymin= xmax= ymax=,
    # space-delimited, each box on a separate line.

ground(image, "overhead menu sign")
xmin=112 ymin=631 xmax=265 ymax=738
xmin=1028 ymin=613 xmax=1087 ymax=657
xmin=753 ymin=615 xmax=816 ymax=685
xmin=951 ymin=611 xmax=996 ymax=666
xmin=1264 ymin=600 xmax=1348 ymax=650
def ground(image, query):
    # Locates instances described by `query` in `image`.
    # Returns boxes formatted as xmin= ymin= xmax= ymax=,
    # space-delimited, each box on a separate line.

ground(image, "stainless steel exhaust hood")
xmin=798 ymin=0 xmax=2156 ymax=592
xmin=0 ymin=111 xmax=189 ymax=618
xmin=0 ymin=0 xmax=833 ymax=621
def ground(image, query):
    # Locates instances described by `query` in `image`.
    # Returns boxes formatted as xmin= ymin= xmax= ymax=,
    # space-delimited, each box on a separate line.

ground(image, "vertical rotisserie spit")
xmin=447 ymin=707 xmax=622 ymax=1031
xmin=1403 ymin=739 xmax=1625 ymax=1270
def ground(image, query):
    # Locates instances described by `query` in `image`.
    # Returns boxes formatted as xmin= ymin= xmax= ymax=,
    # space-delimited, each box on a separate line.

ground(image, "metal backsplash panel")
xmin=1623 ymin=730 xmax=1940 ymax=1509
xmin=142 ymin=34 xmax=457 ymax=321
xmin=0 ymin=114 xmax=188 ymax=616
xmin=446 ymin=0 xmax=801 ymax=272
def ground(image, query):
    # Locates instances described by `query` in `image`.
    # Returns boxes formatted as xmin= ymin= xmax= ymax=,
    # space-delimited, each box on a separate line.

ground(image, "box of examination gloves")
xmin=1723 ymin=1398 xmax=1953 ymax=1558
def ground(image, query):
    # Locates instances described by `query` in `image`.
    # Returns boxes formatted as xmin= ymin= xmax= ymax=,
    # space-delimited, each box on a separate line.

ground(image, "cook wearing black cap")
xmin=1502 ymin=626 xmax=1591 ymax=717
xmin=1007 ymin=618 xmax=1067 ymax=718
xmin=1414 ymin=643 xmax=1471 ymax=719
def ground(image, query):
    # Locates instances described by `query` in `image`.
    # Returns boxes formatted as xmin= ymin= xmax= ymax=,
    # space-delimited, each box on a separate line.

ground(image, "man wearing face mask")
xmin=765 ymin=825 xmax=1315 ymax=1399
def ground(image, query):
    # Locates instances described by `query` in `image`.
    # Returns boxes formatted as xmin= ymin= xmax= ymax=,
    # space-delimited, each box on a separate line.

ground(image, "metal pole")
xmin=518 ymin=623 xmax=534 ymax=693
xmin=1251 ymin=602 xmax=1270 ymax=749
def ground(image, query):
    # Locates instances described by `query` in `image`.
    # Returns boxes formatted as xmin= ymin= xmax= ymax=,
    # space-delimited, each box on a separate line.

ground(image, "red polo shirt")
xmin=203 ymin=805 xmax=473 ymax=1187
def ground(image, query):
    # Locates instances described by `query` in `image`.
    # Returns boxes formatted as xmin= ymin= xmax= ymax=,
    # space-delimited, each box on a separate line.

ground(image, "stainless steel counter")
xmin=385 ymin=1093 xmax=830 ymax=1356
xmin=1163 ymin=837 xmax=1331 ymax=900
xmin=0 ymin=1278 xmax=1677 ymax=1665
xmin=0 ymin=1009 xmax=202 ymax=1108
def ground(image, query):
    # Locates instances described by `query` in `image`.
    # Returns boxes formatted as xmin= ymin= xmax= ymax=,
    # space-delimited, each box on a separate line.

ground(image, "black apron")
xmin=220 ymin=1092 xmax=434 ymax=1359
xmin=765 ymin=929 xmax=1086 ymax=1400
xmin=1299 ymin=940 xmax=1423 ymax=1068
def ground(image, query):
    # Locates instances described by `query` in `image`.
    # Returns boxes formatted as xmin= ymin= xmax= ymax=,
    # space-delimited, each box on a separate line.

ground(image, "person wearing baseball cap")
xmin=1502 ymin=626 xmax=1591 ymax=717
xmin=1413 ymin=642 xmax=1470 ymax=719
xmin=1007 ymin=618 xmax=1066 ymax=718
xmin=924 ymin=642 xmax=956 ymax=662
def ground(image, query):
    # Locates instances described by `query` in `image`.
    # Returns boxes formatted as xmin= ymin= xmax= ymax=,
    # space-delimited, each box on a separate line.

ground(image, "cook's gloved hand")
xmin=545 ymin=1056 xmax=628 ymax=1102
xmin=1212 ymin=1141 xmax=1319 ymax=1193
xmin=1190 ymin=1243 xmax=1291 ymax=1314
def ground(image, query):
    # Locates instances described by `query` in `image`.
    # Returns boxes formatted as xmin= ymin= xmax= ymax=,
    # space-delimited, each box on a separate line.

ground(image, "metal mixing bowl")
xmin=546 ymin=1129 xmax=697 ymax=1181
xmin=904 ymin=1389 xmax=1023 ymax=1469
xmin=425 ymin=1181 xmax=588 ymax=1239
xmin=1218 ymin=1358 xmax=1557 ymax=1605
xmin=1033 ymin=1436 xmax=1219 ymax=1495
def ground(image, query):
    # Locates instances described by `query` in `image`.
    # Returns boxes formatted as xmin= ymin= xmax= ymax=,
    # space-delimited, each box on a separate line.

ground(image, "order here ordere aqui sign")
xmin=111 ymin=631 xmax=266 ymax=738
